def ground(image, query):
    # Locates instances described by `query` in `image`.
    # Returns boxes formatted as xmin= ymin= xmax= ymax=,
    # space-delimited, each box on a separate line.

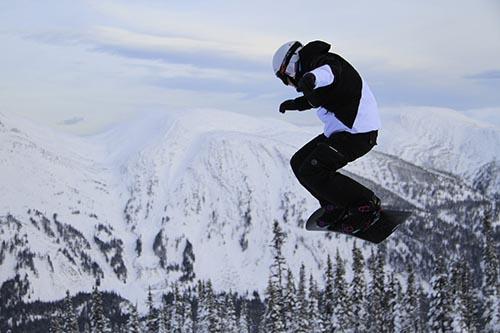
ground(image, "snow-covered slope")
xmin=0 ymin=112 xmax=125 ymax=300
xmin=378 ymin=106 xmax=500 ymax=197
xmin=0 ymin=109 xmax=495 ymax=305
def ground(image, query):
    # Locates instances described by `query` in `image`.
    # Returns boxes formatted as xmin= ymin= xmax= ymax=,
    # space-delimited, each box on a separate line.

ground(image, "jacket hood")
xmin=298 ymin=40 xmax=331 ymax=68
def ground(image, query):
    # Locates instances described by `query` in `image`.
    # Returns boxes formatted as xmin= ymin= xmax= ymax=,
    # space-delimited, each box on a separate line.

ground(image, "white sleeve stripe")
xmin=310 ymin=64 xmax=335 ymax=88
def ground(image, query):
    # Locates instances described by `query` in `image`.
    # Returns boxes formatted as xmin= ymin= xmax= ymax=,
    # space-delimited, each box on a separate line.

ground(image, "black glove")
xmin=297 ymin=73 xmax=316 ymax=94
xmin=279 ymin=99 xmax=298 ymax=114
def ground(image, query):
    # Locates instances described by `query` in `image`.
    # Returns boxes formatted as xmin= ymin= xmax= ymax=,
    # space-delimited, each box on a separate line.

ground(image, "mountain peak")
xmin=379 ymin=106 xmax=500 ymax=180
xmin=0 ymin=107 xmax=496 ymax=304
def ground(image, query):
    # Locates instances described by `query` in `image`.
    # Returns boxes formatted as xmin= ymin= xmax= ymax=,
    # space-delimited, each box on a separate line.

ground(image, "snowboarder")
xmin=273 ymin=40 xmax=382 ymax=233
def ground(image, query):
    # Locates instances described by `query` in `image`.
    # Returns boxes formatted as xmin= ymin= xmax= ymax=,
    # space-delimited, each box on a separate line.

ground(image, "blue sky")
xmin=1 ymin=0 xmax=499 ymax=134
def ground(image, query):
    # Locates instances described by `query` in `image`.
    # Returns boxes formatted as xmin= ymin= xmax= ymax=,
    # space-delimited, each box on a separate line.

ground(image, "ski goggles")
xmin=276 ymin=41 xmax=302 ymax=86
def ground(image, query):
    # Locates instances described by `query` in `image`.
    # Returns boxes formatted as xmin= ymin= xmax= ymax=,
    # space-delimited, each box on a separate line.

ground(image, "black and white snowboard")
xmin=305 ymin=207 xmax=411 ymax=244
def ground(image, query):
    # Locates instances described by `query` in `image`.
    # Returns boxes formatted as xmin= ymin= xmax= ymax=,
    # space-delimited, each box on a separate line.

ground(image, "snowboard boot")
xmin=341 ymin=195 xmax=382 ymax=234
xmin=316 ymin=203 xmax=348 ymax=229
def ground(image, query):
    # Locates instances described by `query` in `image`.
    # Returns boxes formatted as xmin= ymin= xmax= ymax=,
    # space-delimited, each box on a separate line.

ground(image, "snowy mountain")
xmin=0 ymin=108 xmax=497 ymax=309
xmin=378 ymin=106 xmax=500 ymax=198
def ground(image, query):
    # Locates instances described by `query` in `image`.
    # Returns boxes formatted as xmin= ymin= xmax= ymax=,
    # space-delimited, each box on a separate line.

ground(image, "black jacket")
xmin=294 ymin=41 xmax=362 ymax=129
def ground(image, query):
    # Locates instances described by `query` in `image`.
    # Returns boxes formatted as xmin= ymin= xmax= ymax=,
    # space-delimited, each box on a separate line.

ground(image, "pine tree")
xmin=238 ymin=301 xmax=251 ymax=333
xmin=146 ymin=287 xmax=157 ymax=333
xmin=271 ymin=221 xmax=287 ymax=288
xmin=127 ymin=303 xmax=142 ymax=333
xmin=428 ymin=255 xmax=453 ymax=332
xmin=450 ymin=261 xmax=468 ymax=332
xmin=224 ymin=292 xmax=238 ymax=333
xmin=271 ymin=221 xmax=287 ymax=298
xmin=296 ymin=264 xmax=310 ymax=333
xmin=196 ymin=281 xmax=209 ymax=333
xmin=263 ymin=221 xmax=287 ymax=333
xmin=206 ymin=280 xmax=221 ymax=333
xmin=217 ymin=293 xmax=227 ymax=333
xmin=264 ymin=275 xmax=286 ymax=333
xmin=308 ymin=273 xmax=325 ymax=332
xmin=181 ymin=292 xmax=194 ymax=333
xmin=170 ymin=283 xmax=184 ymax=333
xmin=63 ymin=290 xmax=79 ymax=333
xmin=157 ymin=294 xmax=169 ymax=333
xmin=460 ymin=260 xmax=479 ymax=332
xmin=384 ymin=272 xmax=400 ymax=332
xmin=418 ymin=284 xmax=429 ymax=332
xmin=283 ymin=269 xmax=298 ymax=332
xmin=482 ymin=212 xmax=500 ymax=332
xmin=395 ymin=275 xmax=405 ymax=332
xmin=367 ymin=247 xmax=386 ymax=332
xmin=401 ymin=264 xmax=420 ymax=332
xmin=49 ymin=311 xmax=64 ymax=333
xmin=195 ymin=281 xmax=221 ymax=333
xmin=332 ymin=249 xmax=349 ymax=331
xmin=90 ymin=283 xmax=110 ymax=333
xmin=349 ymin=242 xmax=367 ymax=332
xmin=264 ymin=276 xmax=275 ymax=332
xmin=483 ymin=212 xmax=499 ymax=292
xmin=323 ymin=255 xmax=335 ymax=332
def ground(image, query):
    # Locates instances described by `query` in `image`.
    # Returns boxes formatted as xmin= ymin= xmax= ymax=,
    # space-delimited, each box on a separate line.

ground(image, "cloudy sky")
xmin=1 ymin=0 xmax=499 ymax=134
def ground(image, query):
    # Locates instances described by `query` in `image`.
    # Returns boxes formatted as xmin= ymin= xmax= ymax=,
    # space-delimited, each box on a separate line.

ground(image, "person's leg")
xmin=290 ymin=134 xmax=329 ymax=205
xmin=328 ymin=131 xmax=378 ymax=163
xmin=294 ymin=131 xmax=378 ymax=207
xmin=328 ymin=131 xmax=379 ymax=206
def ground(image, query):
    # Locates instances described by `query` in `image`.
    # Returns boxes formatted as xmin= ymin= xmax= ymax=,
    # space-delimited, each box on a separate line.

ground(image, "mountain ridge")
xmin=0 ymin=108 xmax=496 ymax=306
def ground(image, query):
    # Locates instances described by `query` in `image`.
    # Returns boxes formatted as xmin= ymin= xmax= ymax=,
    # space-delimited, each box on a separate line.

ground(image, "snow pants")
xmin=290 ymin=130 xmax=378 ymax=207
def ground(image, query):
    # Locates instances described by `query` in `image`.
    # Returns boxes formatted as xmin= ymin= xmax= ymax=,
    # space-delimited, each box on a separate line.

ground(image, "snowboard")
xmin=305 ymin=207 xmax=411 ymax=244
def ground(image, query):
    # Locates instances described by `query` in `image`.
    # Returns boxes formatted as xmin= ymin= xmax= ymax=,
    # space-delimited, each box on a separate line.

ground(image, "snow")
xmin=0 ymin=109 xmax=321 ymax=305
xmin=378 ymin=106 xmax=500 ymax=181
xmin=0 ymin=107 xmax=495 ymax=309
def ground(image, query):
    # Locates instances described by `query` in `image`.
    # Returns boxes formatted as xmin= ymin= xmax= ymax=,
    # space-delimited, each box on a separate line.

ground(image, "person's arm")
xmin=307 ymin=64 xmax=335 ymax=88
xmin=279 ymin=96 xmax=313 ymax=113
xmin=297 ymin=64 xmax=335 ymax=107
xmin=279 ymin=64 xmax=335 ymax=113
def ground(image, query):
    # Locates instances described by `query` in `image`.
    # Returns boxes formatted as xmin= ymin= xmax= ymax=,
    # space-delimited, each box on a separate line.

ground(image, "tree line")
xmin=39 ymin=215 xmax=500 ymax=332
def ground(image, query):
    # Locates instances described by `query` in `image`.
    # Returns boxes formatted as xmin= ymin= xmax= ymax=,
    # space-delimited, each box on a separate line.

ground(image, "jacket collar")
xmin=298 ymin=40 xmax=331 ymax=73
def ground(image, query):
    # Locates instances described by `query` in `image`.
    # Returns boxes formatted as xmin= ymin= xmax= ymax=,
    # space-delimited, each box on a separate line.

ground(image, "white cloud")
xmin=87 ymin=1 xmax=280 ymax=58
xmin=60 ymin=117 xmax=85 ymax=126
xmin=462 ymin=107 xmax=500 ymax=128
xmin=90 ymin=26 xmax=268 ymax=63
xmin=1 ymin=0 xmax=500 ymax=134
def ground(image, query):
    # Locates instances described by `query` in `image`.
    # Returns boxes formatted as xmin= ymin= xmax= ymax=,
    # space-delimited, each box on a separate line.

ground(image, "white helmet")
xmin=272 ymin=41 xmax=302 ymax=85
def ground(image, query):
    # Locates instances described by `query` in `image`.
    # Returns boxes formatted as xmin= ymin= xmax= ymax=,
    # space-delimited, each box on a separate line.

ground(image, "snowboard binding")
xmin=305 ymin=196 xmax=410 ymax=244
xmin=315 ymin=196 xmax=382 ymax=235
